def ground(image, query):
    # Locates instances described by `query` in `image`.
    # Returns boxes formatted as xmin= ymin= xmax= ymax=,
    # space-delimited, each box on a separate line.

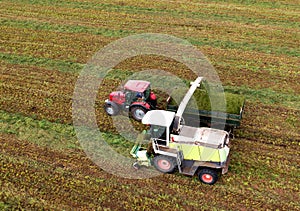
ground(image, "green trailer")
xmin=166 ymin=102 xmax=244 ymax=131
xmin=165 ymin=78 xmax=245 ymax=131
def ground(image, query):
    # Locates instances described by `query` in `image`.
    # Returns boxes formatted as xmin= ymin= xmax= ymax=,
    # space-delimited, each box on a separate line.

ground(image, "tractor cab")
xmin=104 ymin=80 xmax=157 ymax=121
xmin=123 ymin=80 xmax=152 ymax=105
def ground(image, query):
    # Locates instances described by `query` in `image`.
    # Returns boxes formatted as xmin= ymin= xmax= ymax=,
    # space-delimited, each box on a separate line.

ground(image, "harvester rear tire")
xmin=198 ymin=168 xmax=218 ymax=185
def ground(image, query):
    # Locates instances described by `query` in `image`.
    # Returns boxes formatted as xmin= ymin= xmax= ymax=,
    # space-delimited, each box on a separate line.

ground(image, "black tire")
xmin=132 ymin=162 xmax=140 ymax=170
xmin=198 ymin=168 xmax=218 ymax=185
xmin=104 ymin=102 xmax=119 ymax=116
xmin=153 ymin=155 xmax=177 ymax=173
xmin=130 ymin=106 xmax=147 ymax=121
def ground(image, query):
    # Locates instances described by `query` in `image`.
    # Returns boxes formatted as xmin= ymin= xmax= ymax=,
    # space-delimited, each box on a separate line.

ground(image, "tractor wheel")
xmin=104 ymin=103 xmax=119 ymax=116
xmin=198 ymin=168 xmax=218 ymax=185
xmin=153 ymin=155 xmax=177 ymax=173
xmin=131 ymin=106 xmax=147 ymax=121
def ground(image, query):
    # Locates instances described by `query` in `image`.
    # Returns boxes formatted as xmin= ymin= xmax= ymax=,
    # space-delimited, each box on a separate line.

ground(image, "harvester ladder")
xmin=177 ymin=150 xmax=184 ymax=173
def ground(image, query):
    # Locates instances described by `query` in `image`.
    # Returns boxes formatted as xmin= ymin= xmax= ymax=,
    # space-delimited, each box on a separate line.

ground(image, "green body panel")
xmin=173 ymin=143 xmax=200 ymax=160
xmin=130 ymin=144 xmax=152 ymax=167
xmin=199 ymin=147 xmax=220 ymax=162
xmin=169 ymin=143 xmax=229 ymax=163
xmin=219 ymin=148 xmax=230 ymax=162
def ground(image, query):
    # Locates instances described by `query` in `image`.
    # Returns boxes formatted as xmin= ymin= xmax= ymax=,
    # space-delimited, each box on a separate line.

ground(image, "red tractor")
xmin=104 ymin=80 xmax=157 ymax=121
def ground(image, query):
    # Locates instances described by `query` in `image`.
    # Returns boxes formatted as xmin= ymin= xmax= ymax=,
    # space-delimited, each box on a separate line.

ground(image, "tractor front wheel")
xmin=198 ymin=168 xmax=218 ymax=185
xmin=131 ymin=106 xmax=147 ymax=121
xmin=104 ymin=103 xmax=119 ymax=116
xmin=153 ymin=155 xmax=177 ymax=173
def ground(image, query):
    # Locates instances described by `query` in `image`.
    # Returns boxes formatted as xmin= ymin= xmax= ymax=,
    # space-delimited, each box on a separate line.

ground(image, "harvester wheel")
xmin=153 ymin=155 xmax=177 ymax=173
xmin=198 ymin=168 xmax=218 ymax=185
xmin=132 ymin=162 xmax=140 ymax=170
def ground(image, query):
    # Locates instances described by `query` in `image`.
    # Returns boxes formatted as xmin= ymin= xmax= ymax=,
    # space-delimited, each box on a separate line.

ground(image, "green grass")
xmin=168 ymin=85 xmax=245 ymax=114
xmin=189 ymin=39 xmax=299 ymax=57
xmin=4 ymin=0 xmax=299 ymax=28
xmin=0 ymin=110 xmax=134 ymax=155
xmin=0 ymin=18 xmax=132 ymax=37
xmin=1 ymin=0 xmax=300 ymax=209
xmin=0 ymin=52 xmax=83 ymax=74
xmin=204 ymin=0 xmax=300 ymax=9
xmin=0 ymin=202 xmax=11 ymax=211
xmin=0 ymin=52 xmax=298 ymax=110
xmin=1 ymin=18 xmax=298 ymax=57
xmin=0 ymin=110 xmax=78 ymax=150
xmin=225 ymin=86 xmax=300 ymax=109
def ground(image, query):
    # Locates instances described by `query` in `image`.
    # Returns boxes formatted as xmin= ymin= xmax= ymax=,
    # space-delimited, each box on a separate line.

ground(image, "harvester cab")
xmin=104 ymin=80 xmax=157 ymax=121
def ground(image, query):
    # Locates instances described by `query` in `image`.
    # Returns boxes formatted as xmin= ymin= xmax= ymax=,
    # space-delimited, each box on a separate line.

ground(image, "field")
xmin=1 ymin=0 xmax=300 ymax=210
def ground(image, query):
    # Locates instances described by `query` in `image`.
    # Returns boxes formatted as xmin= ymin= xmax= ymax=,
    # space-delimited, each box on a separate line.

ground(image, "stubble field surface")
xmin=0 ymin=0 xmax=299 ymax=210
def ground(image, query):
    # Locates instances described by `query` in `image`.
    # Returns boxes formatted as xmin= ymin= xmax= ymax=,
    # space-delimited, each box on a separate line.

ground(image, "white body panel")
xmin=142 ymin=110 xmax=175 ymax=127
xmin=175 ymin=77 xmax=203 ymax=118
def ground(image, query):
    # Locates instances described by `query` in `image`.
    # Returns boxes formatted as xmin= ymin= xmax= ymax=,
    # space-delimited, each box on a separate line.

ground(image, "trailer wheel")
xmin=153 ymin=155 xmax=177 ymax=173
xmin=198 ymin=168 xmax=218 ymax=185
xmin=104 ymin=102 xmax=119 ymax=116
xmin=131 ymin=106 xmax=147 ymax=121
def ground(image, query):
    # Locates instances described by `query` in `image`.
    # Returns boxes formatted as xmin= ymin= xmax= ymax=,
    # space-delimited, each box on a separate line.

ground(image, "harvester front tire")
xmin=153 ymin=155 xmax=177 ymax=173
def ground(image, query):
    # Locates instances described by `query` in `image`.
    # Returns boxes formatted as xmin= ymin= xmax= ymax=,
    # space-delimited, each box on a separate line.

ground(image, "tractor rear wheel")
xmin=198 ymin=168 xmax=218 ymax=185
xmin=131 ymin=106 xmax=147 ymax=121
xmin=153 ymin=155 xmax=177 ymax=173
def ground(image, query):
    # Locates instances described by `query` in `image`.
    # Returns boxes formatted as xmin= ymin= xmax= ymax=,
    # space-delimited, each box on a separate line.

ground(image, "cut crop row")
xmin=1 ymin=50 xmax=299 ymax=93
xmin=1 ymin=129 xmax=299 ymax=210
xmin=2 ymin=0 xmax=299 ymax=28
xmin=1 ymin=23 xmax=299 ymax=92
xmin=1 ymin=63 xmax=76 ymax=92
xmin=0 ymin=25 xmax=109 ymax=63
xmin=1 ymin=14 xmax=298 ymax=58
xmin=1 ymin=46 xmax=298 ymax=95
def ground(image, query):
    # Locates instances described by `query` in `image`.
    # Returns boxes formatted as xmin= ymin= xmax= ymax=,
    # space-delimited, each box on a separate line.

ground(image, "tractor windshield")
xmin=143 ymin=86 xmax=151 ymax=100
xmin=124 ymin=90 xmax=135 ymax=104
